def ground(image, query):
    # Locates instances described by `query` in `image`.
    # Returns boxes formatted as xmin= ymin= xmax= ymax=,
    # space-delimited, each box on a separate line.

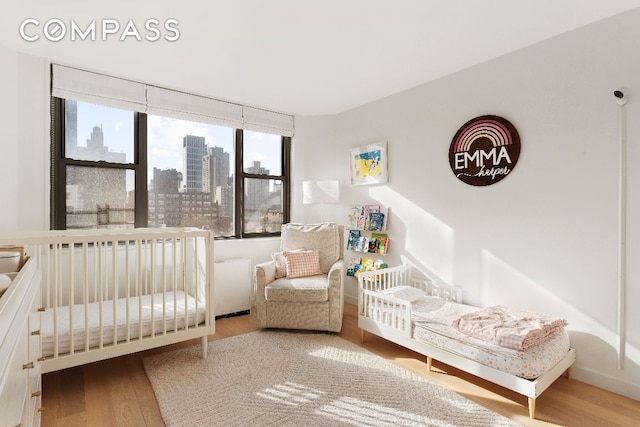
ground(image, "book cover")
xmin=346 ymin=256 xmax=361 ymax=277
xmin=346 ymin=206 xmax=362 ymax=229
xmin=367 ymin=237 xmax=378 ymax=253
xmin=374 ymin=259 xmax=388 ymax=269
xmin=360 ymin=257 xmax=376 ymax=268
xmin=368 ymin=212 xmax=385 ymax=231
xmin=371 ymin=233 xmax=388 ymax=254
xmin=362 ymin=205 xmax=380 ymax=229
xmin=346 ymin=230 xmax=361 ymax=251
xmin=354 ymin=236 xmax=368 ymax=252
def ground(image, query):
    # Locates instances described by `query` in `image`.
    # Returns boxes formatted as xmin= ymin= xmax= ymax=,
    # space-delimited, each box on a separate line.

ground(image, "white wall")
xmin=0 ymin=47 xmax=49 ymax=232
xmin=0 ymin=44 xmax=20 ymax=232
xmin=298 ymin=9 xmax=640 ymax=399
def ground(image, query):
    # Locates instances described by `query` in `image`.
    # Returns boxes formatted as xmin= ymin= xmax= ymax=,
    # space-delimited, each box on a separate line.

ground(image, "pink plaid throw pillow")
xmin=283 ymin=250 xmax=322 ymax=278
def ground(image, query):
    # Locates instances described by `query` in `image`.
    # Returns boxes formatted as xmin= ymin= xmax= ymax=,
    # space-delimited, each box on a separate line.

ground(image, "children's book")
xmin=362 ymin=205 xmax=380 ymax=230
xmin=371 ymin=233 xmax=388 ymax=254
xmin=355 ymin=236 xmax=368 ymax=252
xmin=346 ymin=206 xmax=362 ymax=229
xmin=367 ymin=238 xmax=378 ymax=253
xmin=346 ymin=230 xmax=361 ymax=251
xmin=347 ymin=256 xmax=361 ymax=277
xmin=368 ymin=212 xmax=385 ymax=231
xmin=353 ymin=262 xmax=366 ymax=277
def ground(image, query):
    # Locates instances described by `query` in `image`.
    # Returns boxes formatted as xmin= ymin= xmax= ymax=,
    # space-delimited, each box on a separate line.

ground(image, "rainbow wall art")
xmin=448 ymin=115 xmax=521 ymax=186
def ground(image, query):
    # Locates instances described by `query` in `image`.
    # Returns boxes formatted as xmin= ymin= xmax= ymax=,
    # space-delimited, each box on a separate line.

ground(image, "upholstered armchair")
xmin=254 ymin=222 xmax=344 ymax=332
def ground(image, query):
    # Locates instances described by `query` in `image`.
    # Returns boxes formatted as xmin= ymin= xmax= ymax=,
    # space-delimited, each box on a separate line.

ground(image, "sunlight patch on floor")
xmin=256 ymin=382 xmax=326 ymax=407
xmin=316 ymin=396 xmax=424 ymax=426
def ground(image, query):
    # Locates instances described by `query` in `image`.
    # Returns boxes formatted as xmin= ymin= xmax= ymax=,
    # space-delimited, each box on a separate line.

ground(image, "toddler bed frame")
xmin=357 ymin=265 xmax=576 ymax=419
xmin=0 ymin=228 xmax=215 ymax=373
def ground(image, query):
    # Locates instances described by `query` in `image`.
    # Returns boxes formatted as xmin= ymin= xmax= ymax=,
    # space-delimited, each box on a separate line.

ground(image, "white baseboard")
xmin=344 ymin=293 xmax=358 ymax=306
xmin=562 ymin=366 xmax=640 ymax=401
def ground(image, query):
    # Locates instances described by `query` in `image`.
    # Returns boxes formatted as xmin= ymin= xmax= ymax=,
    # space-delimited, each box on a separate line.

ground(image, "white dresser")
xmin=0 ymin=257 xmax=42 ymax=427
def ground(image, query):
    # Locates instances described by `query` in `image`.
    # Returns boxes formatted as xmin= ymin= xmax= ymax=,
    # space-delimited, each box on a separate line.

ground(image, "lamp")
xmin=302 ymin=180 xmax=340 ymax=221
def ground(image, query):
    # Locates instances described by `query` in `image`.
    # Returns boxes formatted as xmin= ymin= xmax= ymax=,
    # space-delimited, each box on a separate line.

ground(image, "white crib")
xmin=0 ymin=228 xmax=215 ymax=373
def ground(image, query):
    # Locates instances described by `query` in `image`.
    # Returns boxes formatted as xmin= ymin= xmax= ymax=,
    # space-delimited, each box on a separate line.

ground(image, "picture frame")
xmin=350 ymin=141 xmax=388 ymax=186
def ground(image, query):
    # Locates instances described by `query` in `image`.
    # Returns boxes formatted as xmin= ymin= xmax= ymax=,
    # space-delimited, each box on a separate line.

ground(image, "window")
xmin=51 ymin=68 xmax=292 ymax=237
xmin=52 ymin=100 xmax=141 ymax=229
xmin=241 ymin=130 xmax=291 ymax=235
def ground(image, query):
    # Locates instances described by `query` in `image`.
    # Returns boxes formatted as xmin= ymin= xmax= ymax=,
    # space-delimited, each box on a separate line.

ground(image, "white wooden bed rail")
xmin=357 ymin=265 xmax=576 ymax=419
xmin=0 ymin=228 xmax=215 ymax=373
xmin=357 ymin=265 xmax=462 ymax=337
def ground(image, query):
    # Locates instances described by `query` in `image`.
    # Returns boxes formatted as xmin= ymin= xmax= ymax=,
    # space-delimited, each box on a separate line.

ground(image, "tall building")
xmin=203 ymin=146 xmax=233 ymax=219
xmin=210 ymin=146 xmax=230 ymax=194
xmin=245 ymin=160 xmax=270 ymax=211
xmin=182 ymin=135 xmax=206 ymax=193
xmin=215 ymin=183 xmax=234 ymax=220
xmin=151 ymin=168 xmax=181 ymax=194
xmin=65 ymin=123 xmax=127 ymax=164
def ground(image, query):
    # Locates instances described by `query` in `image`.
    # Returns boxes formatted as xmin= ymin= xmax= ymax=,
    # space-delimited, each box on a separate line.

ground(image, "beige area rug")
xmin=143 ymin=330 xmax=520 ymax=426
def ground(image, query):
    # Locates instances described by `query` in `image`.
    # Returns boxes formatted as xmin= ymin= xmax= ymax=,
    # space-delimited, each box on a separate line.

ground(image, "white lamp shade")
xmin=302 ymin=180 xmax=340 ymax=204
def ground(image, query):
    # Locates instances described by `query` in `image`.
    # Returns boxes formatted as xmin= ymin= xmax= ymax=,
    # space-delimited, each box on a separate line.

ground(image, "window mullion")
xmin=282 ymin=136 xmax=291 ymax=225
xmin=235 ymin=129 xmax=244 ymax=238
xmin=51 ymin=96 xmax=66 ymax=230
xmin=135 ymin=113 xmax=148 ymax=227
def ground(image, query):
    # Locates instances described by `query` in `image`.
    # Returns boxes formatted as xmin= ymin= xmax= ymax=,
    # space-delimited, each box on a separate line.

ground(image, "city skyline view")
xmin=74 ymin=101 xmax=282 ymax=187
xmin=66 ymin=100 xmax=285 ymax=233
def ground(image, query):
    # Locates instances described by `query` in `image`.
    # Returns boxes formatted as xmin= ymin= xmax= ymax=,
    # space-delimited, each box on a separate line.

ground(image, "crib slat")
xmin=53 ymin=243 xmax=60 ymax=358
xmin=98 ymin=240 xmax=104 ymax=350
xmin=112 ymin=239 xmax=118 ymax=347
xmin=69 ymin=245 xmax=74 ymax=355
xmin=150 ymin=238 xmax=156 ymax=338
xmin=183 ymin=237 xmax=188 ymax=330
xmin=194 ymin=235 xmax=199 ymax=330
xmin=125 ymin=241 xmax=131 ymax=343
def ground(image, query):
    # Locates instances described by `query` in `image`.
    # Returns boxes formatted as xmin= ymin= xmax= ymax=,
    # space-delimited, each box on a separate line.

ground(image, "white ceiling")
xmin=2 ymin=1 xmax=640 ymax=115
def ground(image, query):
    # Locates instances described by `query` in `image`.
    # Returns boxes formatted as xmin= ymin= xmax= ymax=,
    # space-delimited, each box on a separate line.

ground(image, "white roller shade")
xmin=52 ymin=64 xmax=147 ymax=112
xmin=243 ymin=106 xmax=295 ymax=137
xmin=52 ymin=64 xmax=295 ymax=136
xmin=146 ymin=86 xmax=243 ymax=128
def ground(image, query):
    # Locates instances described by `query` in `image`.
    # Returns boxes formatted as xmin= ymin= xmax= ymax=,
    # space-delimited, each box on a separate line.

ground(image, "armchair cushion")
xmin=265 ymin=275 xmax=329 ymax=302
xmin=283 ymin=250 xmax=322 ymax=278
xmin=281 ymin=223 xmax=340 ymax=274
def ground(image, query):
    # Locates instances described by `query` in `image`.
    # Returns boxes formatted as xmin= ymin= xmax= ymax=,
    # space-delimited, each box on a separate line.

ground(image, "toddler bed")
xmin=357 ymin=265 xmax=576 ymax=419
xmin=0 ymin=228 xmax=215 ymax=373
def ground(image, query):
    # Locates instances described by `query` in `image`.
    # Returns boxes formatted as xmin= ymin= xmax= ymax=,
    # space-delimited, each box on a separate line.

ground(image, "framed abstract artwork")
xmin=350 ymin=141 xmax=388 ymax=186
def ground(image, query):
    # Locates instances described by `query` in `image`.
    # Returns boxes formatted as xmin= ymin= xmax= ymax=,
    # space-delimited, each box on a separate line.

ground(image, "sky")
xmin=74 ymin=101 xmax=282 ymax=185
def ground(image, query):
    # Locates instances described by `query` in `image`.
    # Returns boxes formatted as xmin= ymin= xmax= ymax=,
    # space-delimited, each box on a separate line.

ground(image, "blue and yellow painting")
xmin=354 ymin=149 xmax=382 ymax=179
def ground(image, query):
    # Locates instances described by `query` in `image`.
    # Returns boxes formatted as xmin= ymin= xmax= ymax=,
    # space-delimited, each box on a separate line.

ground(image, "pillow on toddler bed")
xmin=380 ymin=285 xmax=427 ymax=302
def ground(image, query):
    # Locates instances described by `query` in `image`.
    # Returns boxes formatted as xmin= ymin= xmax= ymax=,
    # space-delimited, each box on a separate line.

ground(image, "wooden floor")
xmin=41 ymin=303 xmax=640 ymax=427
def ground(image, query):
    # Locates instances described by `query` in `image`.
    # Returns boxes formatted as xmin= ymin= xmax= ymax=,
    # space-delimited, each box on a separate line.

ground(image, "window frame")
xmin=51 ymin=97 xmax=291 ymax=237
xmin=235 ymin=129 xmax=291 ymax=238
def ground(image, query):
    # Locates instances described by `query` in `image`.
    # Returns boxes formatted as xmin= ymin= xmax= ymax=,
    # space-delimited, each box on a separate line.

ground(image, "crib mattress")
xmin=41 ymin=291 xmax=206 ymax=357
xmin=371 ymin=297 xmax=570 ymax=379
